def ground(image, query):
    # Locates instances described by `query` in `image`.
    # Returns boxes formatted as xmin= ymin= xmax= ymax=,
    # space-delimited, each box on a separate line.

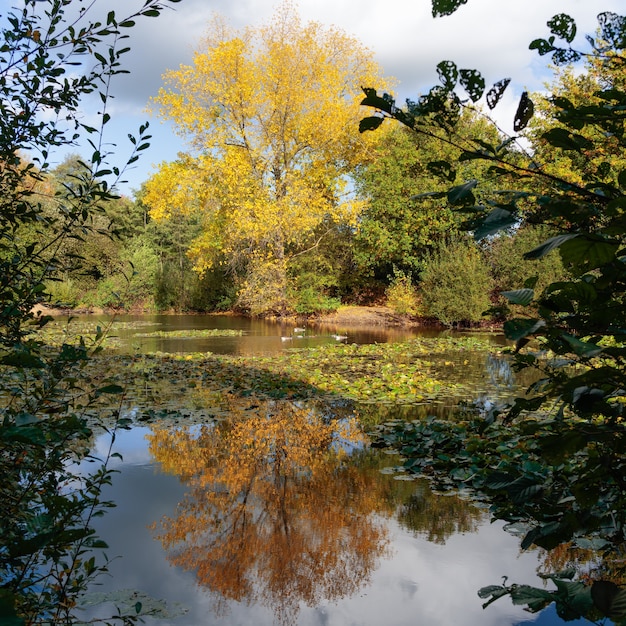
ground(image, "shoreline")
xmin=32 ymin=303 xmax=499 ymax=331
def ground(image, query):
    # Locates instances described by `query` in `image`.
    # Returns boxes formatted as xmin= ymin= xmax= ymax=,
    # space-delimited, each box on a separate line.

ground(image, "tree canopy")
xmin=144 ymin=2 xmax=393 ymax=314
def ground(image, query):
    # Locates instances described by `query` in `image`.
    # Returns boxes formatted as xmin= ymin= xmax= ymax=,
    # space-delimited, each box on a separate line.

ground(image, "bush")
xmin=420 ymin=238 xmax=493 ymax=325
xmin=45 ymin=278 xmax=82 ymax=309
xmin=385 ymin=268 xmax=422 ymax=316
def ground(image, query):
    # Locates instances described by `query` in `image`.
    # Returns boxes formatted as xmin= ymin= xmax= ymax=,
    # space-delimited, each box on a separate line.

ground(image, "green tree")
xmin=353 ymin=111 xmax=501 ymax=286
xmin=420 ymin=237 xmax=493 ymax=325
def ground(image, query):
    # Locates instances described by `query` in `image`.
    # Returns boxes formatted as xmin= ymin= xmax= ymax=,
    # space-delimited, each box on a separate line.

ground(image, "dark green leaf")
xmin=447 ymin=179 xmax=477 ymax=205
xmin=598 ymin=12 xmax=626 ymax=50
xmin=427 ymin=160 xmax=456 ymax=182
xmin=524 ymin=234 xmax=578 ymax=260
xmin=359 ymin=116 xmax=385 ymax=133
xmin=560 ymin=236 xmax=619 ymax=271
xmin=547 ymin=14 xmax=577 ymax=43
xmin=529 ymin=38 xmax=555 ymax=56
xmin=0 ymin=352 xmax=45 ymax=368
xmin=591 ymin=580 xmax=620 ymax=616
xmin=459 ymin=69 xmax=485 ymax=102
xmin=609 ymin=589 xmax=626 ymax=620
xmin=501 ymin=288 xmax=534 ymax=306
xmin=542 ymin=128 xmax=593 ymax=151
xmin=562 ymin=334 xmax=603 ymax=358
xmin=513 ymin=92 xmax=534 ymax=131
xmin=473 ymin=208 xmax=518 ymax=239
xmin=97 ymin=384 xmax=124 ymax=394
xmin=360 ymin=88 xmax=394 ymax=114
xmin=486 ymin=78 xmax=511 ymax=110
xmin=431 ymin=0 xmax=469 ymax=17
xmin=504 ymin=318 xmax=545 ymax=341
xmin=436 ymin=60 xmax=458 ymax=90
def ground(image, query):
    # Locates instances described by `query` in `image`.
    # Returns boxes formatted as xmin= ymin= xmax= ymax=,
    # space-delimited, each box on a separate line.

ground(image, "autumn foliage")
xmin=144 ymin=2 xmax=392 ymax=314
xmin=148 ymin=399 xmax=391 ymax=624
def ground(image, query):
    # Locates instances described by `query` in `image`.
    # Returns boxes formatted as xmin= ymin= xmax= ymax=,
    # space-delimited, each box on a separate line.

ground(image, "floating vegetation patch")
xmin=81 ymin=336 xmax=512 ymax=426
xmin=133 ymin=329 xmax=245 ymax=338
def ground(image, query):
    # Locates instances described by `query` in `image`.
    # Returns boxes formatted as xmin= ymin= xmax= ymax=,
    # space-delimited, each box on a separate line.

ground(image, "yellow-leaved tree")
xmin=144 ymin=2 xmax=393 ymax=314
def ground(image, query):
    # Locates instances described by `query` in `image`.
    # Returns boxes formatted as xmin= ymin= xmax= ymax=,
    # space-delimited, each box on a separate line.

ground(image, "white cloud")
xmin=54 ymin=0 xmax=626 ymax=192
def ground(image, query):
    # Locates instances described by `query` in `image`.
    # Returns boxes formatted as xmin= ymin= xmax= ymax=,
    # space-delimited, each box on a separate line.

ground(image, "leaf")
xmin=559 ymin=236 xmax=619 ymax=271
xmin=459 ymin=69 xmax=485 ymax=102
xmin=503 ymin=318 xmax=545 ymax=341
xmin=552 ymin=48 xmax=582 ymax=65
xmin=501 ymin=288 xmax=534 ymax=306
xmin=359 ymin=116 xmax=385 ymax=133
xmin=598 ymin=12 xmax=626 ymax=50
xmin=529 ymin=38 xmax=555 ymax=56
xmin=591 ymin=580 xmax=620 ymax=616
xmin=473 ymin=208 xmax=518 ymax=239
xmin=427 ymin=160 xmax=456 ymax=182
xmin=562 ymin=334 xmax=603 ymax=358
xmin=360 ymin=88 xmax=394 ymax=114
xmin=513 ymin=92 xmax=534 ymax=131
xmin=447 ymin=179 xmax=477 ymax=205
xmin=0 ymin=352 xmax=45 ymax=368
xmin=509 ymin=585 xmax=553 ymax=610
xmin=431 ymin=0 xmax=469 ymax=17
xmin=97 ymin=384 xmax=124 ymax=394
xmin=486 ymin=78 xmax=511 ymax=110
xmin=542 ymin=128 xmax=593 ymax=151
xmin=547 ymin=13 xmax=577 ymax=43
xmin=524 ymin=234 xmax=579 ymax=260
xmin=609 ymin=589 xmax=626 ymax=620
xmin=436 ymin=60 xmax=458 ymax=90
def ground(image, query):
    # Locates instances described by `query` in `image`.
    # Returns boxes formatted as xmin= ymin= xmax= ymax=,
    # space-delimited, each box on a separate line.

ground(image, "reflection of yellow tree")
xmin=148 ymin=400 xmax=391 ymax=625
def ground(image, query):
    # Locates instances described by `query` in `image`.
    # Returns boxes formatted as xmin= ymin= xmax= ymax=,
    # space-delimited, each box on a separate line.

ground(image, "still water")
xmin=72 ymin=315 xmax=586 ymax=626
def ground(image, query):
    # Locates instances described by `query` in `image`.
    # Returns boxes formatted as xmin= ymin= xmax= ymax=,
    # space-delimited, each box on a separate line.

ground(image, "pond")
xmin=62 ymin=314 xmax=589 ymax=626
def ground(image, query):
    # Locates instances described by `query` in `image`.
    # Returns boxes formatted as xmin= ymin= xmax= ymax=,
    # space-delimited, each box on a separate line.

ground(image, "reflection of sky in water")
xmin=77 ymin=427 xmax=578 ymax=626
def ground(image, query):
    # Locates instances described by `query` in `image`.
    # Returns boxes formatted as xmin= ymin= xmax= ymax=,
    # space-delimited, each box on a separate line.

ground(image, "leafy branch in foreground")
xmin=1 ymin=0 xmax=180 ymax=623
xmin=362 ymin=5 xmax=626 ymax=622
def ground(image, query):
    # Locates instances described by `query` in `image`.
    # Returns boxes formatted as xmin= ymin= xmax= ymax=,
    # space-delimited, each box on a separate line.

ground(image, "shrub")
xmin=420 ymin=238 xmax=493 ymax=325
xmin=385 ymin=267 xmax=422 ymax=316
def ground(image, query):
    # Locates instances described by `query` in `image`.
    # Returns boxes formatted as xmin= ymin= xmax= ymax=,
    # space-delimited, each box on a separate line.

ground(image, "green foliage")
xmin=353 ymin=116 xmax=500 ymax=284
xmin=363 ymin=3 xmax=626 ymax=620
xmin=419 ymin=238 xmax=493 ymax=325
xmin=487 ymin=224 xmax=571 ymax=317
xmin=0 ymin=0 xmax=179 ymax=622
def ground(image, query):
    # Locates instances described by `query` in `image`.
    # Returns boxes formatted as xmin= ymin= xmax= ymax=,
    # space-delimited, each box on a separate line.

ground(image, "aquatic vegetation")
xmin=133 ymin=328 xmax=245 ymax=338
xmin=77 ymin=336 xmax=506 ymax=425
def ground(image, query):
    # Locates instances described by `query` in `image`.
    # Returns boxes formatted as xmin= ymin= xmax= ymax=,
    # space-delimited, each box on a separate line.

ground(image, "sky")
xmin=60 ymin=0 xmax=625 ymax=195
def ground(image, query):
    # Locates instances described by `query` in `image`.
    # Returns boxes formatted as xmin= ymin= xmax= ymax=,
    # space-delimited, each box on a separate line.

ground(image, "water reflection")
xmin=148 ymin=400 xmax=391 ymax=625
xmin=80 ymin=419 xmax=565 ymax=626
xmin=62 ymin=312 xmax=506 ymax=356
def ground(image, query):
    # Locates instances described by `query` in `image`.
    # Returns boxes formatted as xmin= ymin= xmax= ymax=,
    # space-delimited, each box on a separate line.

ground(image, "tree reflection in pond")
xmin=147 ymin=399 xmax=392 ymax=625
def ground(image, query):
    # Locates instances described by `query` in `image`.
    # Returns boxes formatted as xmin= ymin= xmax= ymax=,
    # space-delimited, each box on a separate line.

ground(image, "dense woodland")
xmin=40 ymin=65 xmax=591 ymax=325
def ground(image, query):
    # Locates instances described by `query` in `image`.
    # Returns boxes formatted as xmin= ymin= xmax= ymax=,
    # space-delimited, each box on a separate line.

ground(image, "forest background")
xmin=36 ymin=1 xmax=590 ymax=326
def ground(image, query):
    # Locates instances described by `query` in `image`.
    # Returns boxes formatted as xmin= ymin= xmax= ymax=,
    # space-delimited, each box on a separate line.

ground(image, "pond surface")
xmin=70 ymin=314 xmax=587 ymax=626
